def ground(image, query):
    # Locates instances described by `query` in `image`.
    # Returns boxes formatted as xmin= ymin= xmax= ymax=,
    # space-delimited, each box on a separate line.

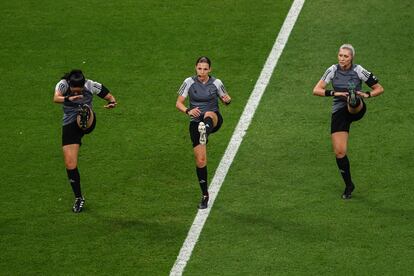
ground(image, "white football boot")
xmin=198 ymin=122 xmax=207 ymax=145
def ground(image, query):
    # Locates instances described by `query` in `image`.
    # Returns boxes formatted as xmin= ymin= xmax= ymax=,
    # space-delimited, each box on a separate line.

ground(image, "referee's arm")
xmin=176 ymin=95 xmax=200 ymax=117
xmin=313 ymin=80 xmax=328 ymax=96
xmin=103 ymin=93 xmax=117 ymax=109
xmin=313 ymin=80 xmax=346 ymax=97
xmin=53 ymin=90 xmax=65 ymax=103
xmin=53 ymin=90 xmax=83 ymax=103
xmin=367 ymin=83 xmax=384 ymax=97
xmin=176 ymin=95 xmax=188 ymax=114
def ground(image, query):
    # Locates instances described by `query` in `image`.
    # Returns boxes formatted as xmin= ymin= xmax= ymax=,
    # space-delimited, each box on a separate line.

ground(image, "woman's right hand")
xmin=189 ymin=107 xmax=201 ymax=117
xmin=68 ymin=95 xmax=84 ymax=101
xmin=334 ymin=92 xmax=348 ymax=98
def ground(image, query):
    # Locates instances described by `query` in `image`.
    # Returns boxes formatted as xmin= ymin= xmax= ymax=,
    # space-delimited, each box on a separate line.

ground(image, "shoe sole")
xmin=72 ymin=199 xmax=85 ymax=213
xmin=79 ymin=106 xmax=89 ymax=129
xmin=349 ymin=90 xmax=357 ymax=106
xmin=198 ymin=122 xmax=207 ymax=145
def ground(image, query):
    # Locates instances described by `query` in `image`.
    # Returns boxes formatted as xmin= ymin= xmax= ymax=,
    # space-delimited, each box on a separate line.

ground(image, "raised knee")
xmin=204 ymin=111 xmax=215 ymax=117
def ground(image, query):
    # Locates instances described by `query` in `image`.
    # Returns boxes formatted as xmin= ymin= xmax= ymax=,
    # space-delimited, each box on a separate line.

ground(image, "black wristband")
xmin=64 ymin=96 xmax=71 ymax=102
xmin=108 ymin=101 xmax=116 ymax=104
xmin=366 ymin=91 xmax=371 ymax=98
xmin=185 ymin=108 xmax=190 ymax=114
xmin=324 ymin=90 xmax=334 ymax=96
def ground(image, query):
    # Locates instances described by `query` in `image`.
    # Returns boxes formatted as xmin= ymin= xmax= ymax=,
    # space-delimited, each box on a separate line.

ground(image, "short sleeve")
xmin=88 ymin=80 xmax=103 ymax=95
xmin=84 ymin=79 xmax=109 ymax=98
xmin=177 ymin=77 xmax=194 ymax=98
xmin=354 ymin=65 xmax=379 ymax=87
xmin=55 ymin=80 xmax=69 ymax=95
xmin=213 ymin=79 xmax=228 ymax=97
xmin=320 ymin=65 xmax=337 ymax=84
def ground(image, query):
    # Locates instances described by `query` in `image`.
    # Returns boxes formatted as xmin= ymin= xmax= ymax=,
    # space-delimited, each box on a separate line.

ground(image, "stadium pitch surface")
xmin=0 ymin=0 xmax=413 ymax=275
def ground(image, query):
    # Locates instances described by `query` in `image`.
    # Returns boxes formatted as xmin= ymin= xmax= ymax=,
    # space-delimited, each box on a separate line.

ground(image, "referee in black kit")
xmin=176 ymin=57 xmax=232 ymax=209
xmin=53 ymin=69 xmax=117 ymax=212
xmin=313 ymin=44 xmax=384 ymax=199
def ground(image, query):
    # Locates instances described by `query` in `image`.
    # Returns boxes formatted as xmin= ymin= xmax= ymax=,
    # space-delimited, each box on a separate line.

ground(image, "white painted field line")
xmin=170 ymin=1 xmax=305 ymax=275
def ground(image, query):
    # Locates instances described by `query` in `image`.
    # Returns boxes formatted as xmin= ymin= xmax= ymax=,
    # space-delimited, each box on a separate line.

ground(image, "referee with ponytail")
xmin=176 ymin=57 xmax=232 ymax=209
xmin=53 ymin=69 xmax=117 ymax=212
xmin=313 ymin=44 xmax=384 ymax=199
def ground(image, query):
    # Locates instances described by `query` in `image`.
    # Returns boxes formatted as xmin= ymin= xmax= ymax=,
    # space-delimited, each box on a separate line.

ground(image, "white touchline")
xmin=170 ymin=0 xmax=306 ymax=275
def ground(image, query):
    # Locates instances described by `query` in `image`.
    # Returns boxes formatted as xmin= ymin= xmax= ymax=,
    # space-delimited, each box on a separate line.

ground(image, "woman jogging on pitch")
xmin=176 ymin=56 xmax=232 ymax=209
xmin=54 ymin=69 xmax=117 ymax=212
xmin=313 ymin=44 xmax=384 ymax=199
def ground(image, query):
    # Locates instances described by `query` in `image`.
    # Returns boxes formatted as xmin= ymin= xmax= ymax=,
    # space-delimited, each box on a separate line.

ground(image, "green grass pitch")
xmin=0 ymin=0 xmax=413 ymax=275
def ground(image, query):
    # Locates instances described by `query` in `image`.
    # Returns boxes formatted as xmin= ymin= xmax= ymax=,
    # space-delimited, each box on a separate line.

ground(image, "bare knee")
xmin=334 ymin=149 xmax=346 ymax=159
xmin=195 ymin=156 xmax=207 ymax=168
xmin=64 ymin=158 xmax=77 ymax=169
xmin=204 ymin=112 xmax=218 ymax=126
xmin=63 ymin=145 xmax=79 ymax=169
xmin=204 ymin=111 xmax=215 ymax=118
xmin=333 ymin=143 xmax=347 ymax=158
xmin=331 ymin=132 xmax=348 ymax=159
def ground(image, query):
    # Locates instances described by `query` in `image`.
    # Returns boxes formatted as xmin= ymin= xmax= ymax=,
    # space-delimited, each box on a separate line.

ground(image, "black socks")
xmin=204 ymin=117 xmax=214 ymax=135
xmin=66 ymin=167 xmax=82 ymax=198
xmin=196 ymin=166 xmax=208 ymax=196
xmin=335 ymin=155 xmax=354 ymax=189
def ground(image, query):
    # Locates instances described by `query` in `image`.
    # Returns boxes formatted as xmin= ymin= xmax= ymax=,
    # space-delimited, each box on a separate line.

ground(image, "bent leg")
xmin=77 ymin=105 xmax=95 ymax=130
xmin=347 ymin=99 xmax=363 ymax=114
xmin=204 ymin=111 xmax=218 ymax=127
xmin=203 ymin=111 xmax=218 ymax=135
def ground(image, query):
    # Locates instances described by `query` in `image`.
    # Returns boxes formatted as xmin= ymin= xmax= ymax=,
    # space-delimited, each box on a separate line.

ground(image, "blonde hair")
xmin=339 ymin=44 xmax=355 ymax=58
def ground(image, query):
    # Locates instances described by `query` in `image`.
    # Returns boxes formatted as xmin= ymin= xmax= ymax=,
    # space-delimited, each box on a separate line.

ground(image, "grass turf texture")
xmin=0 ymin=0 xmax=292 ymax=274
xmin=184 ymin=0 xmax=414 ymax=275
xmin=1 ymin=0 xmax=412 ymax=275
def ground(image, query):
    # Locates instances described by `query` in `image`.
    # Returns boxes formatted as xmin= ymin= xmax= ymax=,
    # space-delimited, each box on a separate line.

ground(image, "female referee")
xmin=313 ymin=44 xmax=384 ymax=199
xmin=176 ymin=57 xmax=232 ymax=209
xmin=53 ymin=69 xmax=117 ymax=212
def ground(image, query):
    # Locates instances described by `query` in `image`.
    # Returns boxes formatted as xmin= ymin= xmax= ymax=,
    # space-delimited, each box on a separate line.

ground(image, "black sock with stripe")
xmin=335 ymin=155 xmax=354 ymax=188
xmin=204 ymin=117 xmax=214 ymax=135
xmin=66 ymin=167 xmax=82 ymax=198
xmin=196 ymin=166 xmax=208 ymax=196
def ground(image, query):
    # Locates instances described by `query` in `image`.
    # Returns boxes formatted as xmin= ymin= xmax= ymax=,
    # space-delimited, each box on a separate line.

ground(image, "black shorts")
xmin=189 ymin=111 xmax=223 ymax=147
xmin=62 ymin=113 xmax=96 ymax=146
xmin=331 ymin=102 xmax=366 ymax=133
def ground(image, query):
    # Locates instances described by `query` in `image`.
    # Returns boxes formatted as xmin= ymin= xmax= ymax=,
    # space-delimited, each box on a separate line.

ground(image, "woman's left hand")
xmin=104 ymin=102 xmax=117 ymax=109
xmin=357 ymin=91 xmax=370 ymax=98
xmin=221 ymin=95 xmax=232 ymax=105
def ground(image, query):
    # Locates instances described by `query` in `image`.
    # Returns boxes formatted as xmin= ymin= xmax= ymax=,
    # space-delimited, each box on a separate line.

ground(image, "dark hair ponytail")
xmin=195 ymin=56 xmax=211 ymax=67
